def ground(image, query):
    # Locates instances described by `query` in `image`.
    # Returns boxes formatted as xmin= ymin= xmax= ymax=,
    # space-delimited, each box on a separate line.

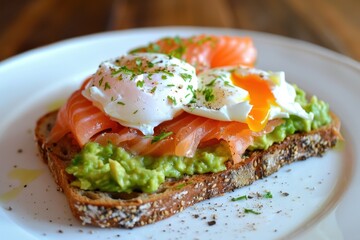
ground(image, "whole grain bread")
xmin=35 ymin=110 xmax=340 ymax=228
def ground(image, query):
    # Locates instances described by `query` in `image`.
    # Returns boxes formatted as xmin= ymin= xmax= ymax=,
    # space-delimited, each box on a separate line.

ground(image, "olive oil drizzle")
xmin=0 ymin=168 xmax=43 ymax=202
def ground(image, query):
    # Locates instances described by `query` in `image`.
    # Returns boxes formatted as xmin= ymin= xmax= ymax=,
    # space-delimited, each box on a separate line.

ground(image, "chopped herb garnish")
xmin=104 ymin=82 xmax=111 ymax=90
xmin=244 ymin=208 xmax=261 ymax=215
xmin=117 ymin=101 xmax=125 ymax=105
xmin=180 ymin=73 xmax=192 ymax=82
xmin=206 ymin=79 xmax=216 ymax=87
xmin=168 ymin=46 xmax=186 ymax=59
xmin=147 ymin=61 xmax=154 ymax=68
xmin=224 ymin=81 xmax=234 ymax=87
xmin=151 ymin=131 xmax=173 ymax=144
xmin=167 ymin=84 xmax=175 ymax=87
xmin=202 ymin=88 xmax=215 ymax=102
xmin=167 ymin=96 xmax=177 ymax=105
xmin=98 ymin=77 xmax=104 ymax=86
xmin=189 ymin=98 xmax=197 ymax=104
xmin=133 ymin=110 xmax=138 ymax=114
xmin=161 ymin=70 xmax=174 ymax=77
xmin=161 ymin=75 xmax=168 ymax=80
xmin=150 ymin=86 xmax=157 ymax=94
xmin=111 ymin=66 xmax=134 ymax=76
xmin=263 ymin=191 xmax=273 ymax=199
xmin=187 ymin=84 xmax=195 ymax=94
xmin=231 ymin=195 xmax=248 ymax=201
xmin=136 ymin=80 xmax=145 ymax=88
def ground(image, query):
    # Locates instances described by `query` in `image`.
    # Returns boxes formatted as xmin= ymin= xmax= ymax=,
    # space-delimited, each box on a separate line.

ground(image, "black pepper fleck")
xmin=207 ymin=220 xmax=216 ymax=226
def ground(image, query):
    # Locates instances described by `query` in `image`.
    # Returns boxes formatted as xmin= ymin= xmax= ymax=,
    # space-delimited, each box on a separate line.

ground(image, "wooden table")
xmin=1 ymin=0 xmax=359 ymax=62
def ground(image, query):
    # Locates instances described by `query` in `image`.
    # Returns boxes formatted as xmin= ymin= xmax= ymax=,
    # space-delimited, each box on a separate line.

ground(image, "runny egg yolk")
xmin=231 ymin=73 xmax=277 ymax=132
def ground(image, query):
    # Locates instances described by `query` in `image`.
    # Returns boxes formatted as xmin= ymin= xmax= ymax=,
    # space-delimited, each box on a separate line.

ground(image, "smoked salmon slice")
xmin=48 ymin=90 xmax=119 ymax=146
xmin=130 ymin=35 xmax=257 ymax=73
xmin=49 ymin=90 xmax=282 ymax=164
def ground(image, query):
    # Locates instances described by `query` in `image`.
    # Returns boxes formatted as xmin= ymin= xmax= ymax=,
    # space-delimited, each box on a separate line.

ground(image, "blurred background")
xmin=0 ymin=0 xmax=359 ymax=62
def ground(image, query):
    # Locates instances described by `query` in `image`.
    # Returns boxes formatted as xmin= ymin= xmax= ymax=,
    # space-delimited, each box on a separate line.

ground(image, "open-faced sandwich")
xmin=35 ymin=35 xmax=341 ymax=228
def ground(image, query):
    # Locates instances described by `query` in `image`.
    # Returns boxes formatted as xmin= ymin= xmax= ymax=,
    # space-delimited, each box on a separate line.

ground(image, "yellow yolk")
xmin=231 ymin=73 xmax=277 ymax=132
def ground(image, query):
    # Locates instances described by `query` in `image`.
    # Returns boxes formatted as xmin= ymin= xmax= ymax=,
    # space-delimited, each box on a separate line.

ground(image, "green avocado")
xmin=66 ymin=142 xmax=230 ymax=193
xmin=66 ymin=85 xmax=332 ymax=193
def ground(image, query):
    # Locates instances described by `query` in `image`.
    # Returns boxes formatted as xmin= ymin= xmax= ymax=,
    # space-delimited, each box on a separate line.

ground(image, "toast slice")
xmin=35 ymin=110 xmax=340 ymax=228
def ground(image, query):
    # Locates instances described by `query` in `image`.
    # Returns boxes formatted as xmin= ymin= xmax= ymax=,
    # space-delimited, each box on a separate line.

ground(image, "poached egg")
xmin=82 ymin=53 xmax=198 ymax=135
xmin=184 ymin=66 xmax=313 ymax=131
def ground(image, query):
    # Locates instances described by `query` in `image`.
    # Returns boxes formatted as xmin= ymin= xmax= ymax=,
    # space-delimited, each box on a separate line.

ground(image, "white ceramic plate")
xmin=0 ymin=27 xmax=358 ymax=240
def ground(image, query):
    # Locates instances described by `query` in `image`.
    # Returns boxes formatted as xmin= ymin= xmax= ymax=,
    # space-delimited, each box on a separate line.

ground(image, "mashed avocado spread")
xmin=66 ymin=86 xmax=331 ymax=193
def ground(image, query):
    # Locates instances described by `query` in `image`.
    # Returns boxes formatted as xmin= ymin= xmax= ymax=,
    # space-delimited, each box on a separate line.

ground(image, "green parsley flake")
xmin=167 ymin=84 xmax=175 ymax=87
xmin=202 ymin=88 xmax=215 ymax=102
xmin=151 ymin=131 xmax=173 ymax=144
xmin=168 ymin=46 xmax=186 ymax=59
xmin=111 ymin=66 xmax=134 ymax=76
xmin=150 ymin=86 xmax=157 ymax=94
xmin=263 ymin=191 xmax=273 ymax=199
xmin=224 ymin=81 xmax=234 ymax=87
xmin=244 ymin=208 xmax=261 ymax=215
xmin=133 ymin=110 xmax=138 ymax=114
xmin=117 ymin=101 xmax=125 ymax=105
xmin=189 ymin=98 xmax=197 ymax=104
xmin=167 ymin=96 xmax=177 ymax=105
xmin=180 ymin=73 xmax=192 ymax=82
xmin=98 ymin=77 xmax=104 ymax=86
xmin=187 ymin=85 xmax=195 ymax=94
xmin=104 ymin=82 xmax=111 ymax=90
xmin=161 ymin=75 xmax=168 ymax=80
xmin=137 ymin=80 xmax=145 ymax=88
xmin=147 ymin=61 xmax=154 ymax=68
xmin=148 ymin=73 xmax=153 ymax=81
xmin=161 ymin=70 xmax=174 ymax=77
xmin=231 ymin=195 xmax=248 ymax=201
xmin=206 ymin=79 xmax=216 ymax=87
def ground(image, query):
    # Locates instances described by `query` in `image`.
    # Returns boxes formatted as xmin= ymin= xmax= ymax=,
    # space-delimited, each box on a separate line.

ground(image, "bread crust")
xmin=35 ymin=111 xmax=340 ymax=228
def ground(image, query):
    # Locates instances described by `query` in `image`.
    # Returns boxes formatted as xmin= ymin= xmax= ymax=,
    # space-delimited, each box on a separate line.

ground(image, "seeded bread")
xmin=35 ymin=110 xmax=341 ymax=228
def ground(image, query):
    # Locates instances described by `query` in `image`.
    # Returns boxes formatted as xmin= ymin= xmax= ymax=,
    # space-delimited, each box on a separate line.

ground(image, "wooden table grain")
xmin=1 ymin=0 xmax=359 ymax=62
